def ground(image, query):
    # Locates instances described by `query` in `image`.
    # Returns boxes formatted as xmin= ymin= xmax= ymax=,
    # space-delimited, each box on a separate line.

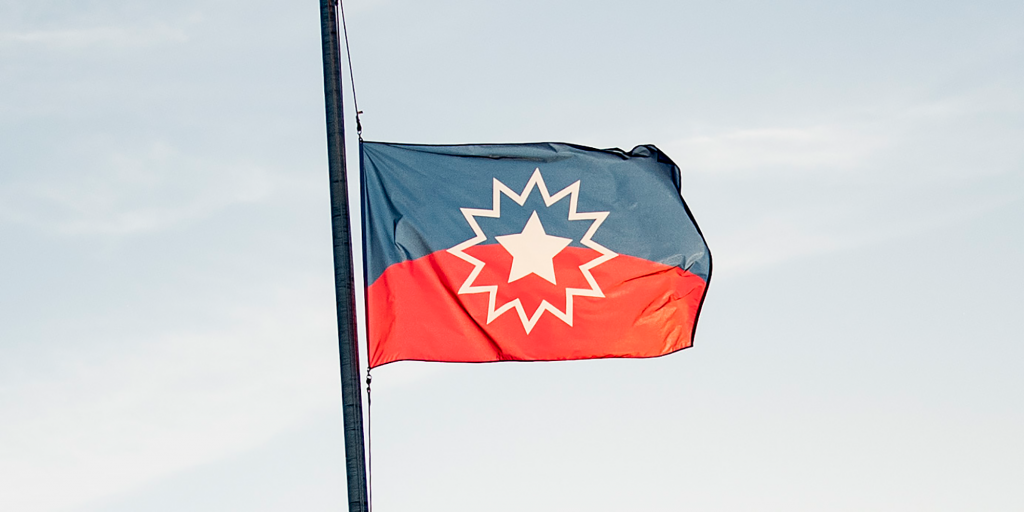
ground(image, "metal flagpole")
xmin=319 ymin=1 xmax=369 ymax=511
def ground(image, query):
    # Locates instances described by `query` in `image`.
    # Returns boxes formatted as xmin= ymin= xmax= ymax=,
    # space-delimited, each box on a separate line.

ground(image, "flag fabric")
xmin=361 ymin=141 xmax=711 ymax=368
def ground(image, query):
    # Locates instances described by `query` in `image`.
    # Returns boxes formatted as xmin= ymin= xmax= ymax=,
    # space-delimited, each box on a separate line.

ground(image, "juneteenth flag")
xmin=362 ymin=141 xmax=711 ymax=368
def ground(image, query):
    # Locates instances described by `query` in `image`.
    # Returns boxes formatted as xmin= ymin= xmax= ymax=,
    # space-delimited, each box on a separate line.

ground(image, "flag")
xmin=361 ymin=142 xmax=711 ymax=368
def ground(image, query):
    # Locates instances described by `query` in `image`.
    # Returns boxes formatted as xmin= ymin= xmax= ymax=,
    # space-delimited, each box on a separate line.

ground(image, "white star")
xmin=447 ymin=168 xmax=617 ymax=333
xmin=495 ymin=211 xmax=572 ymax=284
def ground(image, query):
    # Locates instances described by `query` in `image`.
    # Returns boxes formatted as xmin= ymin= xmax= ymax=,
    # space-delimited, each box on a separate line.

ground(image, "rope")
xmin=365 ymin=370 xmax=373 ymax=512
xmin=338 ymin=0 xmax=363 ymax=138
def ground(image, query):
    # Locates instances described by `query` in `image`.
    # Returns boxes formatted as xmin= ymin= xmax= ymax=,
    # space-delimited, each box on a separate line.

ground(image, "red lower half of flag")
xmin=365 ymin=246 xmax=707 ymax=368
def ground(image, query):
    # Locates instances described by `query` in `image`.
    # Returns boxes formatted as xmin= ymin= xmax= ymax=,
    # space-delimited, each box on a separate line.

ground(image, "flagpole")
xmin=319 ymin=1 xmax=369 ymax=511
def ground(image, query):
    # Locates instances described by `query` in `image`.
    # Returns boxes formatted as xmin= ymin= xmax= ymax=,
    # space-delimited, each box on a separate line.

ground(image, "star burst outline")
xmin=446 ymin=168 xmax=618 ymax=333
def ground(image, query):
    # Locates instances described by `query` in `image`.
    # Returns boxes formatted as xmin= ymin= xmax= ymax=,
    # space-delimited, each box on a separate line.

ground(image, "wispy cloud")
xmin=708 ymin=193 xmax=1020 ymax=277
xmin=0 ymin=142 xmax=305 ymax=236
xmin=670 ymin=89 xmax=1024 ymax=177
xmin=672 ymin=91 xmax=1024 ymax=277
xmin=0 ymin=282 xmax=340 ymax=511
xmin=0 ymin=26 xmax=188 ymax=49
xmin=674 ymin=126 xmax=887 ymax=174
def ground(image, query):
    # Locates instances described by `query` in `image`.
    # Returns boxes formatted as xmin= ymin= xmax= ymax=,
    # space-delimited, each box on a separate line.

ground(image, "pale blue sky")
xmin=1 ymin=1 xmax=1022 ymax=510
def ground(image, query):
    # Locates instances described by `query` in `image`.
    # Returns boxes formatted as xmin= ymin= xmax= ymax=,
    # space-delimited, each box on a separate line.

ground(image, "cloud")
xmin=673 ymin=126 xmax=888 ymax=174
xmin=673 ymin=90 xmax=1024 ymax=277
xmin=708 ymin=213 xmax=856 ymax=276
xmin=0 ymin=26 xmax=188 ymax=49
xmin=669 ymin=88 xmax=1024 ymax=177
xmin=0 ymin=282 xmax=341 ymax=511
xmin=0 ymin=142 xmax=298 ymax=236
xmin=706 ymin=185 xmax=1021 ymax=278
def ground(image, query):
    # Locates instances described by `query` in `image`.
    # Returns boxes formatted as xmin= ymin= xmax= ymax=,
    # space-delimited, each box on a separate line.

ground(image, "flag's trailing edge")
xmin=361 ymin=141 xmax=711 ymax=368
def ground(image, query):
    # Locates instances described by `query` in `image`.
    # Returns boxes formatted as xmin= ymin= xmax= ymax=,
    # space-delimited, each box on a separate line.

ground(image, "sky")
xmin=1 ymin=0 xmax=1022 ymax=510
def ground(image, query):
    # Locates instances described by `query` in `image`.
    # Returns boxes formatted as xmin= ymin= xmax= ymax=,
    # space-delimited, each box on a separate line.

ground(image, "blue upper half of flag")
xmin=361 ymin=141 xmax=711 ymax=285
